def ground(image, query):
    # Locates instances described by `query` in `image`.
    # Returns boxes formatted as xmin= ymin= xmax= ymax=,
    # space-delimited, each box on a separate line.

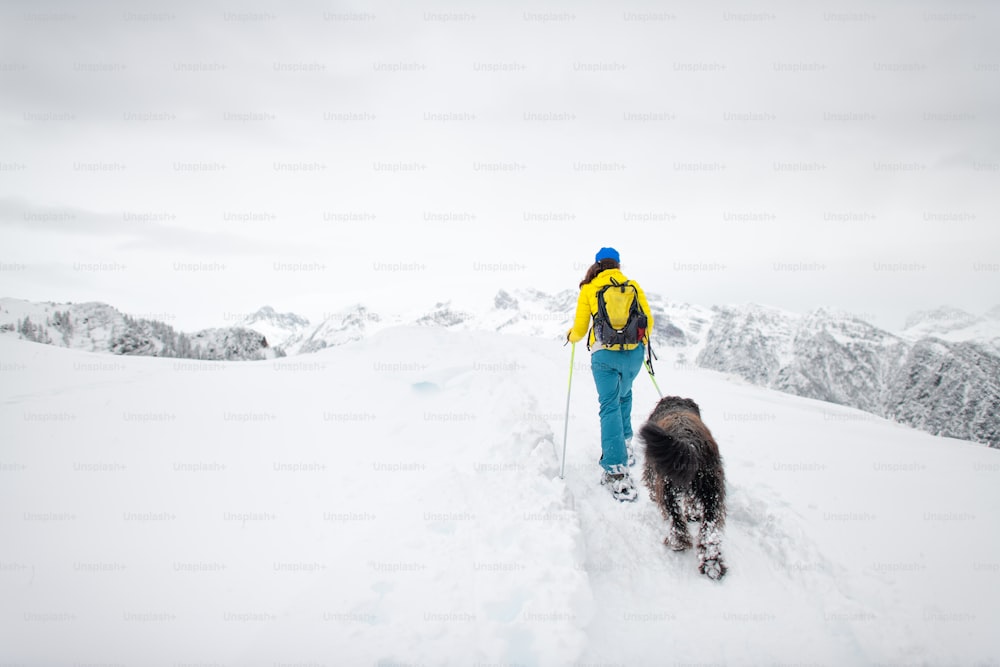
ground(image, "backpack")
xmin=591 ymin=277 xmax=647 ymax=349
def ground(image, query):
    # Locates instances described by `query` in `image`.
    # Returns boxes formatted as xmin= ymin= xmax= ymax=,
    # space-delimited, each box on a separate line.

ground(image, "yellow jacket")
xmin=568 ymin=268 xmax=653 ymax=350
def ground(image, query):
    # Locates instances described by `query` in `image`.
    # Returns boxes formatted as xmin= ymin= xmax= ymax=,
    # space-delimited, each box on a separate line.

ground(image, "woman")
xmin=567 ymin=247 xmax=654 ymax=502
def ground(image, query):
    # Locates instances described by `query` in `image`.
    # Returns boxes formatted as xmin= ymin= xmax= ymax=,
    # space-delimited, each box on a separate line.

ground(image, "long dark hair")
xmin=580 ymin=258 xmax=620 ymax=287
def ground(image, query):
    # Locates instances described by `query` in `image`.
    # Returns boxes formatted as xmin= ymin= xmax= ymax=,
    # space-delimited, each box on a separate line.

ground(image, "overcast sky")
xmin=1 ymin=0 xmax=997 ymax=330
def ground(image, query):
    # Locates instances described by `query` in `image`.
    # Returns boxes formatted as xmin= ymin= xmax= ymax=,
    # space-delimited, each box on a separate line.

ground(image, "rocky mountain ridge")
xmin=695 ymin=303 xmax=999 ymax=448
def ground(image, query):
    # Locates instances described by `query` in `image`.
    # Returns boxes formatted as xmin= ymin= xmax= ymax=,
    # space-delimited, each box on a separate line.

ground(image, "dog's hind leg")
xmin=697 ymin=519 xmax=726 ymax=580
xmin=694 ymin=474 xmax=727 ymax=580
xmin=642 ymin=464 xmax=659 ymax=505
xmin=661 ymin=482 xmax=693 ymax=551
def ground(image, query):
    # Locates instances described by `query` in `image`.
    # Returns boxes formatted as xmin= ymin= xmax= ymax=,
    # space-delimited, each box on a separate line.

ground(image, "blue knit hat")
xmin=595 ymin=247 xmax=620 ymax=263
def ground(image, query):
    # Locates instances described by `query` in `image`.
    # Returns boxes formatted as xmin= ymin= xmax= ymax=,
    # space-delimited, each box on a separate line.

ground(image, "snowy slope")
xmin=2 ymin=330 xmax=998 ymax=666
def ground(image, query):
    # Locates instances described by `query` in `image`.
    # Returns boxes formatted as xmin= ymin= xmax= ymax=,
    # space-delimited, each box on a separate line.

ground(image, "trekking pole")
xmin=644 ymin=340 xmax=663 ymax=398
xmin=559 ymin=341 xmax=576 ymax=479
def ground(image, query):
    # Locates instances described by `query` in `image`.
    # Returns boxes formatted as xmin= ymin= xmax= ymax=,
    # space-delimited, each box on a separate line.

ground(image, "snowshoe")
xmin=601 ymin=470 xmax=638 ymax=502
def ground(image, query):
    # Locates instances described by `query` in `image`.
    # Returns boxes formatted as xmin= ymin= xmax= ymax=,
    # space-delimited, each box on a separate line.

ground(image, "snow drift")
xmin=1 ymin=327 xmax=998 ymax=665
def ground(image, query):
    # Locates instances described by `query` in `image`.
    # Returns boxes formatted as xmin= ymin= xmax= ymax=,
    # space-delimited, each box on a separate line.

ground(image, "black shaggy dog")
xmin=639 ymin=396 xmax=727 ymax=580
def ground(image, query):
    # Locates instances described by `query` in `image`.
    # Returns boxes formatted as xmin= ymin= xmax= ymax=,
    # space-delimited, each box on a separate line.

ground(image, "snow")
xmin=2 ymin=326 xmax=999 ymax=665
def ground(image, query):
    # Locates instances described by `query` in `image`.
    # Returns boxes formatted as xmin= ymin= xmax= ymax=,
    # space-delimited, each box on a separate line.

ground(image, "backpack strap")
xmin=590 ymin=282 xmax=610 ymax=351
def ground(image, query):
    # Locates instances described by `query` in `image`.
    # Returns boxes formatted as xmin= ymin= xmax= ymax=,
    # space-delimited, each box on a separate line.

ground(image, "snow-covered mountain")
xmin=399 ymin=288 xmax=702 ymax=351
xmin=696 ymin=305 xmax=912 ymax=413
xmin=298 ymin=304 xmax=390 ymax=354
xmin=695 ymin=304 xmax=799 ymax=385
xmin=886 ymin=338 xmax=1000 ymax=447
xmin=696 ymin=303 xmax=999 ymax=448
xmin=0 ymin=298 xmax=276 ymax=361
xmin=2 ymin=327 xmax=998 ymax=665
xmin=238 ymin=305 xmax=311 ymax=355
xmin=901 ymin=305 xmax=1000 ymax=355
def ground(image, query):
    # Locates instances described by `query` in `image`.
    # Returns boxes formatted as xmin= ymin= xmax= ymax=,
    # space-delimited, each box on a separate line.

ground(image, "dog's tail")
xmin=639 ymin=421 xmax=699 ymax=488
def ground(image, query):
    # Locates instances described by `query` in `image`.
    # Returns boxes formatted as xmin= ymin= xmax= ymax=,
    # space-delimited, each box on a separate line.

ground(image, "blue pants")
xmin=591 ymin=345 xmax=645 ymax=472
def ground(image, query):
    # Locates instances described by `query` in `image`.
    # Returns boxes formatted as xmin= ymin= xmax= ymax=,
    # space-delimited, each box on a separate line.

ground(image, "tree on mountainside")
xmin=17 ymin=316 xmax=52 ymax=344
xmin=48 ymin=310 xmax=74 ymax=344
